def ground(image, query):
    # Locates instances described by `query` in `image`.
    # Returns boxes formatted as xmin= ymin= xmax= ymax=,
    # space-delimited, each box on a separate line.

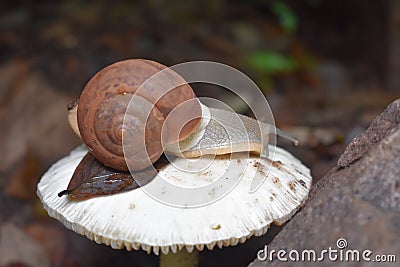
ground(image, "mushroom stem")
xmin=160 ymin=249 xmax=199 ymax=267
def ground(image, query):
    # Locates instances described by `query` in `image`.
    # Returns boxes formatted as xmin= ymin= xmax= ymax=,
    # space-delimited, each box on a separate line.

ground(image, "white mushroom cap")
xmin=37 ymin=145 xmax=311 ymax=255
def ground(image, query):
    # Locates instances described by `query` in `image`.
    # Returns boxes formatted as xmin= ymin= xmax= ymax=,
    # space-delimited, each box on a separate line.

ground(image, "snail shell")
xmin=77 ymin=59 xmax=202 ymax=171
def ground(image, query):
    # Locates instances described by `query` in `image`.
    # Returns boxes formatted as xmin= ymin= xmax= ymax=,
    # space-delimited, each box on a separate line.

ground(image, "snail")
xmin=68 ymin=59 xmax=297 ymax=173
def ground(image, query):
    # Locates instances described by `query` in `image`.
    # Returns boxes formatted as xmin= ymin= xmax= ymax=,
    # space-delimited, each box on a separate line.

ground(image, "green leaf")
xmin=271 ymin=1 xmax=297 ymax=34
xmin=248 ymin=51 xmax=296 ymax=73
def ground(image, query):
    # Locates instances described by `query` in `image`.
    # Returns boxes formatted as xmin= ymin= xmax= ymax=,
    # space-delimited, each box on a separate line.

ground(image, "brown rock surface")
xmin=338 ymin=99 xmax=400 ymax=168
xmin=249 ymin=99 xmax=400 ymax=266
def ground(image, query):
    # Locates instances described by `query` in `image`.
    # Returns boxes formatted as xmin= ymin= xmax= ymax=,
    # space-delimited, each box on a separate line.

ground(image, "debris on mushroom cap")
xmin=37 ymin=145 xmax=312 ymax=255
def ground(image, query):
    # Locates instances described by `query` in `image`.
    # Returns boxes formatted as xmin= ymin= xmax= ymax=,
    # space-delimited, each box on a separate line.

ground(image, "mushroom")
xmin=37 ymin=59 xmax=312 ymax=266
xmin=37 ymin=144 xmax=312 ymax=266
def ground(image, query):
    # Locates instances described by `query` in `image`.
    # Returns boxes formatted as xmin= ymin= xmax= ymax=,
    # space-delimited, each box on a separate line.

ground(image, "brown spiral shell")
xmin=77 ymin=59 xmax=202 ymax=171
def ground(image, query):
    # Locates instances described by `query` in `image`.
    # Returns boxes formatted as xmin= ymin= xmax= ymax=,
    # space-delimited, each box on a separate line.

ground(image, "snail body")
xmin=70 ymin=59 xmax=296 ymax=172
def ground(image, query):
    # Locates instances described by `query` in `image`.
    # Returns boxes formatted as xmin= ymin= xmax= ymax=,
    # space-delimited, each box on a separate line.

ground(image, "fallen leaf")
xmin=58 ymin=152 xmax=156 ymax=200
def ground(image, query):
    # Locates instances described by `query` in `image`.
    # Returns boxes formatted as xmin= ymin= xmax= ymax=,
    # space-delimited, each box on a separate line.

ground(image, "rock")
xmin=249 ymin=99 xmax=400 ymax=266
xmin=338 ymin=99 xmax=400 ymax=168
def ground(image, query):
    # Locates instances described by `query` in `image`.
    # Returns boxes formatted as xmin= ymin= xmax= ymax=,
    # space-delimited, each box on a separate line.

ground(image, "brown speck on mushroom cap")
xmin=37 ymin=145 xmax=312 ymax=255
xmin=299 ymin=179 xmax=307 ymax=187
xmin=288 ymin=181 xmax=296 ymax=192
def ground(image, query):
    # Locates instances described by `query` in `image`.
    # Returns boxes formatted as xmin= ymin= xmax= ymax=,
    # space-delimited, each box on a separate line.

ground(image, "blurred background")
xmin=0 ymin=0 xmax=399 ymax=266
